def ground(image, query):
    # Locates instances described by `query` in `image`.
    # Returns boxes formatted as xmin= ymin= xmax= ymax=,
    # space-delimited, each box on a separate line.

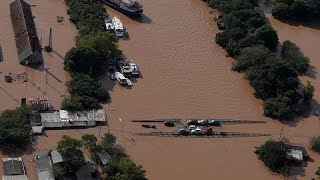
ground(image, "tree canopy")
xmin=282 ymin=40 xmax=310 ymax=75
xmin=208 ymin=0 xmax=310 ymax=120
xmin=255 ymin=140 xmax=290 ymax=175
xmin=63 ymin=0 xmax=120 ymax=111
xmin=0 ymin=106 xmax=32 ymax=151
xmin=99 ymin=133 xmax=147 ymax=180
xmin=310 ymin=136 xmax=320 ymax=153
xmin=272 ymin=0 xmax=320 ymax=20
xmin=57 ymin=135 xmax=83 ymax=151
xmin=81 ymin=134 xmax=97 ymax=151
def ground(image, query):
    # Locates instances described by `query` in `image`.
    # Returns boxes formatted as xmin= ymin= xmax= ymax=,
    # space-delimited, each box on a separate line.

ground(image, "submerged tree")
xmin=255 ymin=140 xmax=289 ymax=175
xmin=81 ymin=134 xmax=97 ymax=151
xmin=303 ymin=81 xmax=315 ymax=103
xmin=0 ymin=106 xmax=32 ymax=151
xmin=310 ymin=136 xmax=320 ymax=153
xmin=57 ymin=135 xmax=83 ymax=151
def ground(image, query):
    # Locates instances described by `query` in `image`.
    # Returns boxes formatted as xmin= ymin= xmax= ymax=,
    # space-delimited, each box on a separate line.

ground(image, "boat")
xmin=115 ymin=72 xmax=127 ymax=85
xmin=128 ymin=60 xmax=141 ymax=77
xmin=125 ymin=78 xmax=132 ymax=86
xmin=118 ymin=59 xmax=141 ymax=77
xmin=112 ymin=17 xmax=125 ymax=37
xmin=104 ymin=17 xmax=114 ymax=32
xmin=104 ymin=0 xmax=143 ymax=17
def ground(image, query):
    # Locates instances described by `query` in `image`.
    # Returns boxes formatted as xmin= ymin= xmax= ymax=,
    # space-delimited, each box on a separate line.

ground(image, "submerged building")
xmin=30 ymin=109 xmax=108 ymax=133
xmin=10 ymin=0 xmax=42 ymax=65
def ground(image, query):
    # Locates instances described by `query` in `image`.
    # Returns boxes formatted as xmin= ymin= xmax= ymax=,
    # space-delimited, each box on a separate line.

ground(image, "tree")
xmin=310 ymin=136 xmax=320 ymax=153
xmin=0 ymin=106 xmax=32 ymax=151
xmin=303 ymin=81 xmax=315 ymax=103
xmin=272 ymin=3 xmax=290 ymax=19
xmin=233 ymin=45 xmax=271 ymax=72
xmin=101 ymin=133 xmax=117 ymax=146
xmin=263 ymin=94 xmax=294 ymax=120
xmin=64 ymin=46 xmax=102 ymax=77
xmin=64 ymin=148 xmax=85 ymax=173
xmin=66 ymin=73 xmax=109 ymax=102
xmin=105 ymin=157 xmax=146 ymax=180
xmin=118 ymin=157 xmax=147 ymax=180
xmin=52 ymin=163 xmax=66 ymax=179
xmin=76 ymin=32 xmax=121 ymax=58
xmin=57 ymin=135 xmax=82 ymax=151
xmin=282 ymin=40 xmax=310 ymax=75
xmin=290 ymin=0 xmax=307 ymax=18
xmin=225 ymin=39 xmax=240 ymax=57
xmin=61 ymin=96 xmax=83 ymax=111
xmin=81 ymin=134 xmax=97 ymax=151
xmin=255 ymin=140 xmax=289 ymax=175
xmin=215 ymin=31 xmax=229 ymax=48
xmin=255 ymin=25 xmax=279 ymax=51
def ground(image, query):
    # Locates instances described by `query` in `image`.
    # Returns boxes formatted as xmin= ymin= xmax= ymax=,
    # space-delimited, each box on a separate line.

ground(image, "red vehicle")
xmin=204 ymin=127 xmax=213 ymax=135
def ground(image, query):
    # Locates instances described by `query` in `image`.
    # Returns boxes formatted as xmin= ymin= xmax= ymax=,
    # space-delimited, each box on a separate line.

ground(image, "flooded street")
xmin=0 ymin=0 xmax=320 ymax=179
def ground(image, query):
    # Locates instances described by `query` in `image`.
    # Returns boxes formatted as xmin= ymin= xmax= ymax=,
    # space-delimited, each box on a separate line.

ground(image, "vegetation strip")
xmin=62 ymin=0 xmax=147 ymax=178
xmin=63 ymin=0 xmax=122 ymax=111
xmin=207 ymin=0 xmax=314 ymax=120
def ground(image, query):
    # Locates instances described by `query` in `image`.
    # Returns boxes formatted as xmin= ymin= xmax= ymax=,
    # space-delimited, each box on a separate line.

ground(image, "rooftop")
xmin=2 ymin=175 xmax=28 ymax=180
xmin=76 ymin=164 xmax=98 ymax=180
xmin=95 ymin=151 xmax=110 ymax=165
xmin=2 ymin=158 xmax=25 ymax=176
xmin=50 ymin=150 xmax=64 ymax=164
xmin=34 ymin=150 xmax=54 ymax=180
xmin=9 ymin=0 xmax=42 ymax=64
xmin=38 ymin=109 xmax=107 ymax=128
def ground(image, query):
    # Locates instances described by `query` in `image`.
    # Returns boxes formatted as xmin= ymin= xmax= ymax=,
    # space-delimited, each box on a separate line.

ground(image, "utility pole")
xmin=44 ymin=68 xmax=49 ymax=84
xmin=25 ymin=61 xmax=28 ymax=82
xmin=49 ymin=28 xmax=52 ymax=50
xmin=279 ymin=126 xmax=284 ymax=140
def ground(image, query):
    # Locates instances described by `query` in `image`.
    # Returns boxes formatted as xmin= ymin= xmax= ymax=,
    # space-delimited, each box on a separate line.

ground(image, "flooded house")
xmin=34 ymin=150 xmax=55 ymax=180
xmin=10 ymin=0 xmax=42 ymax=65
xmin=30 ymin=109 xmax=108 ymax=133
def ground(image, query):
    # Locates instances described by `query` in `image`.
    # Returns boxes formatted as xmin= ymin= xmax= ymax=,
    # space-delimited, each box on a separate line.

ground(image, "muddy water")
xmin=104 ymin=0 xmax=283 ymax=179
xmin=0 ymin=0 xmax=76 ymax=178
xmin=0 ymin=0 xmax=76 ymax=111
xmin=105 ymin=0 xmax=320 ymax=179
xmin=0 ymin=0 xmax=319 ymax=179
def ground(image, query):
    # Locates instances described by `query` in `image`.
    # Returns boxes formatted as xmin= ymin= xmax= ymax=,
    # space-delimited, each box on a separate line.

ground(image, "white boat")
xmin=125 ymin=78 xmax=132 ymax=86
xmin=115 ymin=72 xmax=126 ymax=85
xmin=112 ymin=17 xmax=125 ymax=37
xmin=128 ymin=60 xmax=141 ymax=77
xmin=105 ymin=18 xmax=114 ymax=32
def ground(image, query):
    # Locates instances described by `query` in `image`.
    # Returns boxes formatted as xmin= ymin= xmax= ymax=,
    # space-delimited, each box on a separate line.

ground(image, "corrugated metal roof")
xmin=2 ymin=175 xmax=28 ymax=180
xmin=34 ymin=150 xmax=55 ymax=180
xmin=2 ymin=158 xmax=25 ymax=176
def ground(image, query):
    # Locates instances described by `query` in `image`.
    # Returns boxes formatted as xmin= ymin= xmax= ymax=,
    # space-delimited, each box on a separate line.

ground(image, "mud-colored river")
xmin=0 ymin=0 xmax=320 ymax=179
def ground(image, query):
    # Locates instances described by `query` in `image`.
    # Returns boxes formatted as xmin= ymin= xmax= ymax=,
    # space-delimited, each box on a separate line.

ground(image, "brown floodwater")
xmin=0 ymin=0 xmax=320 ymax=179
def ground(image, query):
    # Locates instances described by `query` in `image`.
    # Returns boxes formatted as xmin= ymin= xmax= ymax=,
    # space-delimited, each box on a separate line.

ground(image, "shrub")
xmin=303 ymin=81 xmax=315 ymax=103
xmin=310 ymin=136 xmax=320 ymax=153
xmin=282 ymin=40 xmax=310 ymax=75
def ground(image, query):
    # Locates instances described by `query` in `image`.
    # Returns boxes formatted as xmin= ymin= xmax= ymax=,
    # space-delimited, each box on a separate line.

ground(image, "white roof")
xmin=287 ymin=149 xmax=303 ymax=161
xmin=112 ymin=17 xmax=124 ymax=30
xmin=59 ymin=110 xmax=69 ymax=121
